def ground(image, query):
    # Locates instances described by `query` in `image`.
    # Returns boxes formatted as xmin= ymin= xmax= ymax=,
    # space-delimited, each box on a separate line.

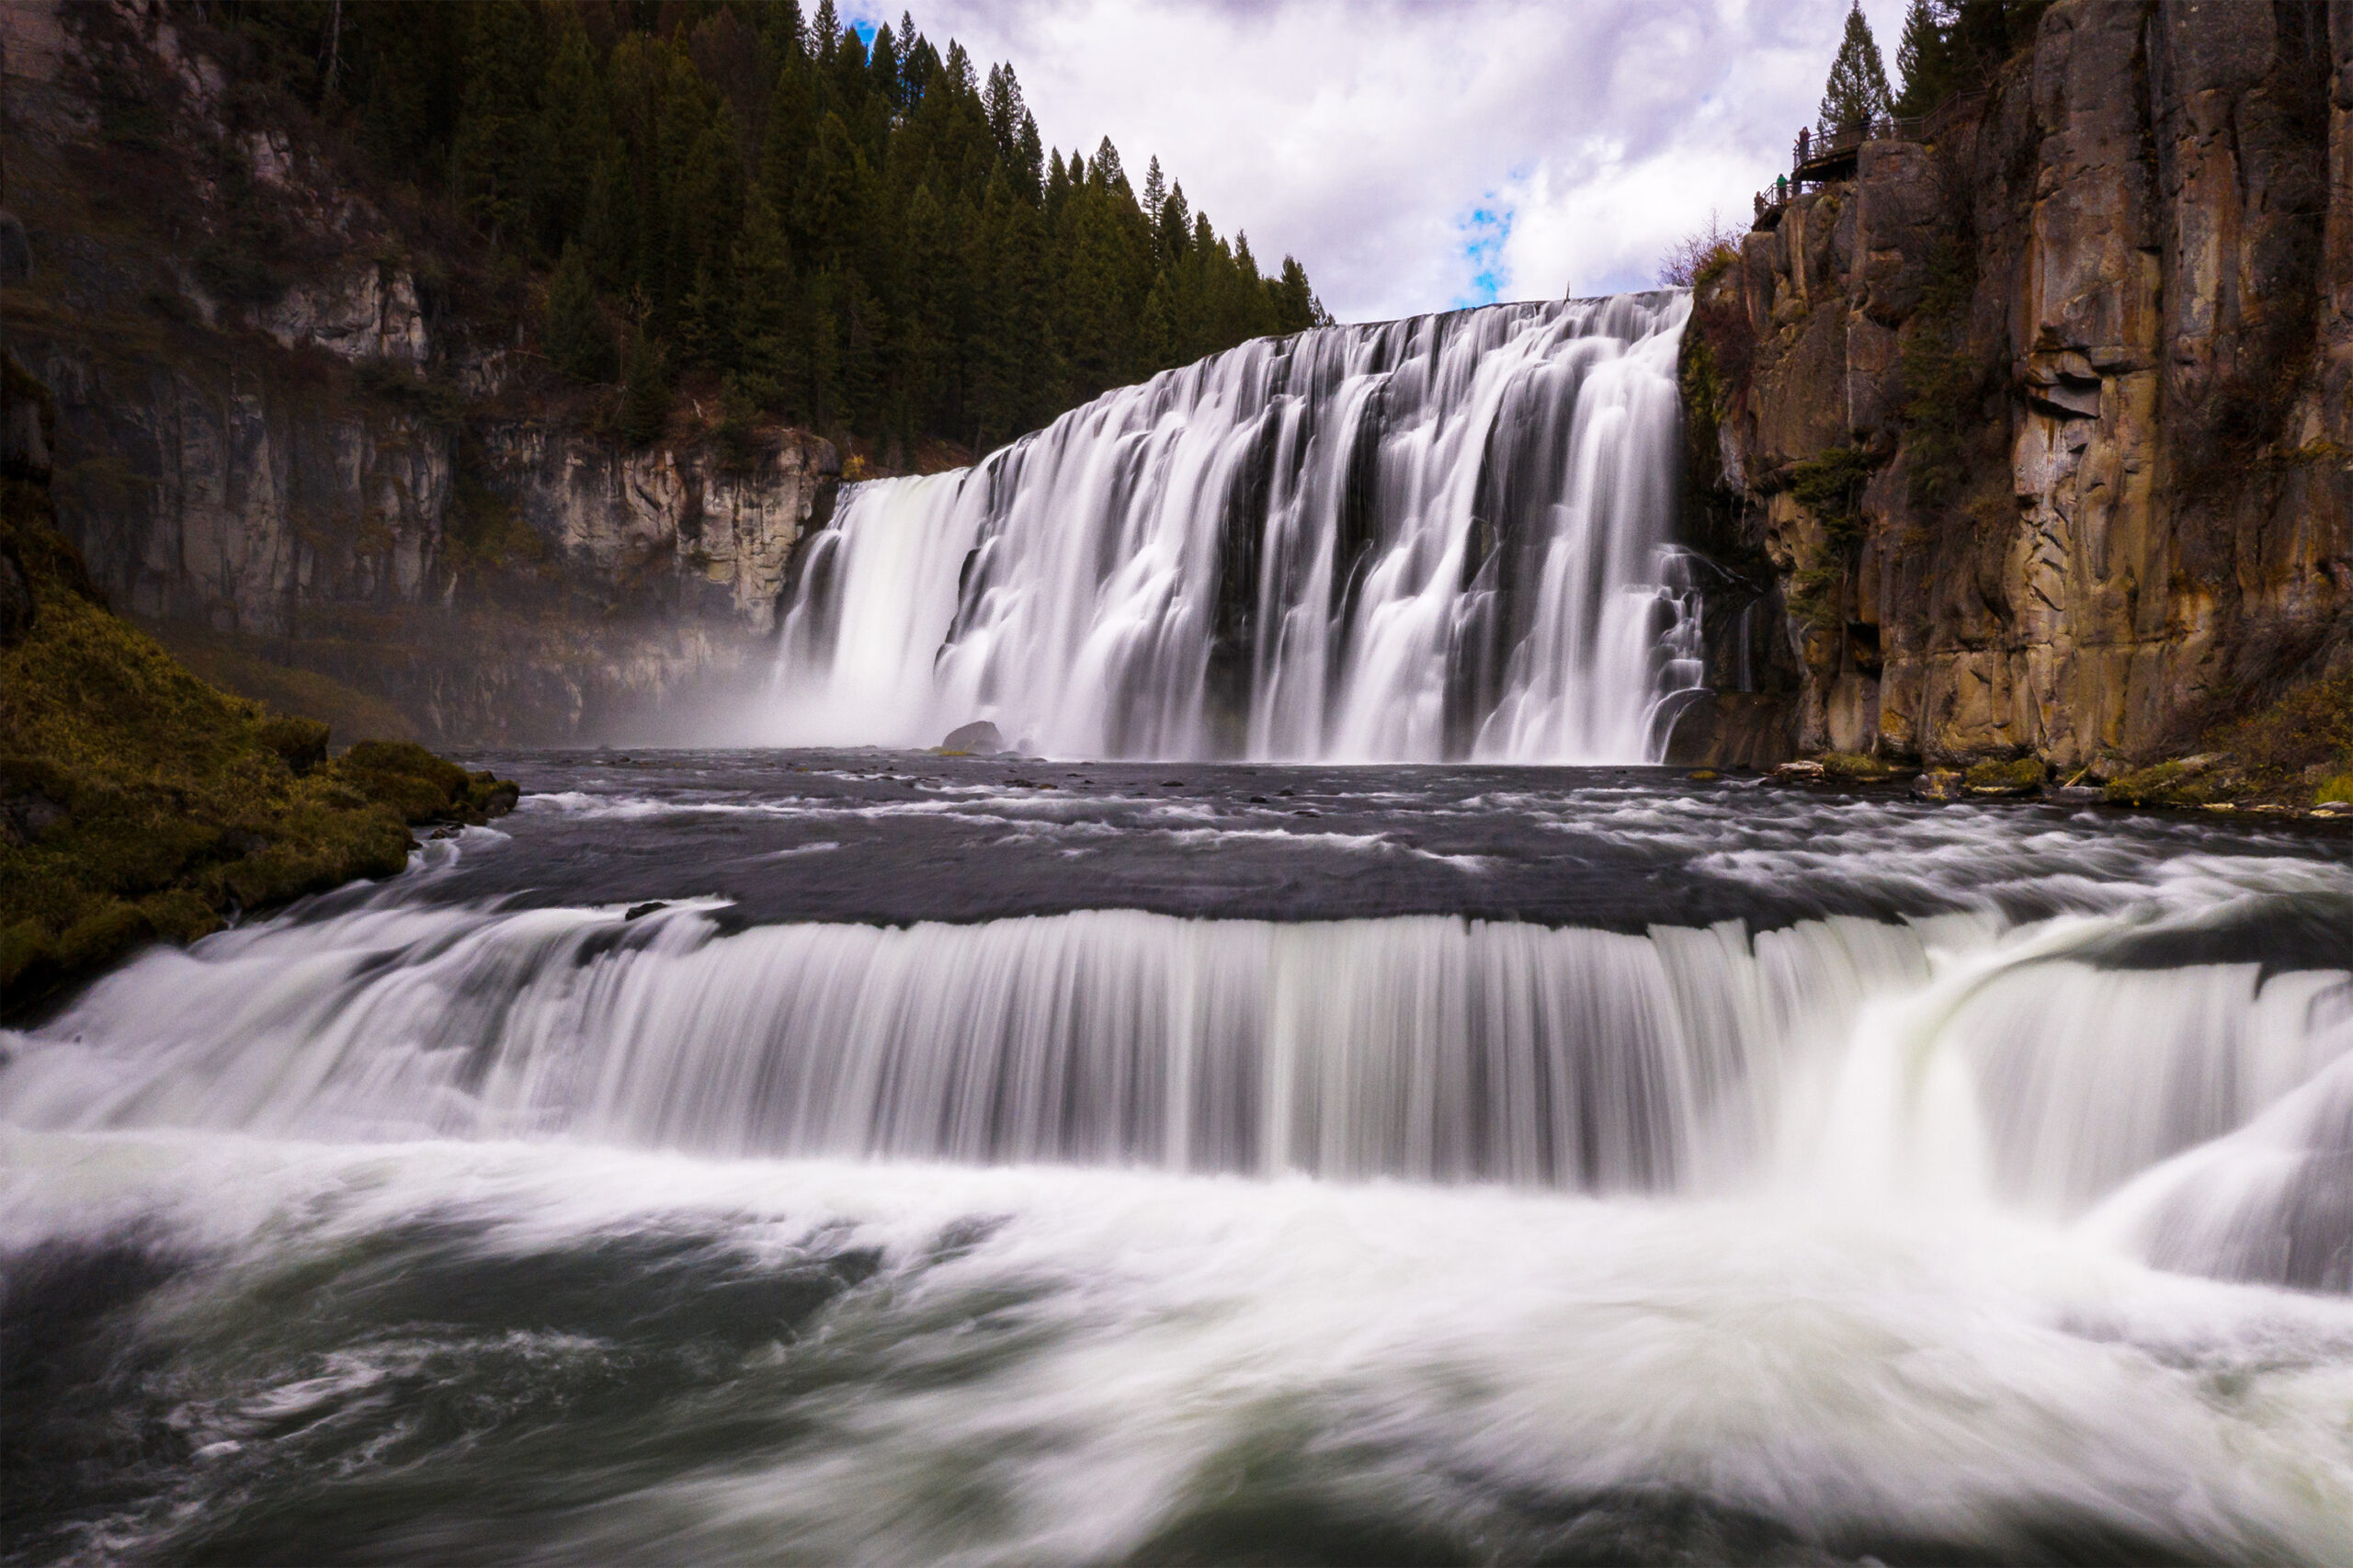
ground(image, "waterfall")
xmin=12 ymin=900 xmax=2348 ymax=1281
xmin=770 ymin=293 xmax=1698 ymax=761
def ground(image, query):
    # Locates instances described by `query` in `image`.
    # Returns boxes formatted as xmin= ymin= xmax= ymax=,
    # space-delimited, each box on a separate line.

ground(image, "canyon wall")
xmin=1 ymin=1 xmax=835 ymax=745
xmin=1686 ymin=0 xmax=2353 ymax=769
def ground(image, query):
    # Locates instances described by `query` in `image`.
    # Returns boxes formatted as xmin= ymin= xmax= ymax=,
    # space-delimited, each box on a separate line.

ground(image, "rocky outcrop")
xmin=0 ymin=0 xmax=837 ymax=745
xmin=484 ymin=427 xmax=832 ymax=636
xmin=1688 ymin=0 xmax=2353 ymax=771
xmin=256 ymin=265 xmax=430 ymax=367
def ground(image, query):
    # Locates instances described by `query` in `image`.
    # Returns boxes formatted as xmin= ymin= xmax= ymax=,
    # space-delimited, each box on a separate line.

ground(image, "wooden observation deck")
xmin=1752 ymin=92 xmax=1984 ymax=229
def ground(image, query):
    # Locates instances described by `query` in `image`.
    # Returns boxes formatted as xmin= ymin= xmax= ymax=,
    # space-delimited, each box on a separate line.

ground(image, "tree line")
xmin=204 ymin=1 xmax=1329 ymax=459
xmin=1665 ymin=1 xmax=2047 ymax=285
xmin=1817 ymin=0 xmax=2053 ymax=136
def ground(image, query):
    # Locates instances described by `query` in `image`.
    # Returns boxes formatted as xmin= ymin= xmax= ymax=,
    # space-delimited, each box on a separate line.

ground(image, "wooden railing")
xmin=1751 ymin=91 xmax=1985 ymax=226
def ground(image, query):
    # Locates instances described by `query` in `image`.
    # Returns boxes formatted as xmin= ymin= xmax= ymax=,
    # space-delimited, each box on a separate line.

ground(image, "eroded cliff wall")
xmin=1 ymin=1 xmax=835 ymax=745
xmin=1688 ymin=0 xmax=2353 ymax=770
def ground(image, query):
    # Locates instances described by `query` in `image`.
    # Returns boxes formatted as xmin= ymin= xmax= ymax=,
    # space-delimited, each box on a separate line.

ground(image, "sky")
xmin=849 ymin=0 xmax=1912 ymax=324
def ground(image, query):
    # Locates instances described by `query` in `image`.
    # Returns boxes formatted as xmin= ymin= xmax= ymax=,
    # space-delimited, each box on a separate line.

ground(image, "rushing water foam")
xmin=9 ymin=889 xmax=2349 ymax=1292
xmin=10 ymin=764 xmax=2353 ymax=1563
xmin=769 ymin=295 xmax=1697 ymax=762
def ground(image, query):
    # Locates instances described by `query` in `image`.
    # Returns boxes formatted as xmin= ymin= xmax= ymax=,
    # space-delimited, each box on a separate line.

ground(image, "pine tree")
xmin=620 ymin=328 xmax=671 ymax=446
xmin=899 ymin=181 xmax=954 ymax=431
xmin=733 ymin=191 xmax=802 ymax=416
xmin=579 ymin=152 xmax=631 ymax=289
xmin=449 ymin=0 xmax=543 ymax=246
xmin=1893 ymin=0 xmax=1958 ymax=118
xmin=1139 ymin=271 xmax=1177 ymax=371
xmin=841 ymin=270 xmax=887 ymax=431
xmin=983 ymin=63 xmax=1024 ymax=159
xmin=1044 ymin=149 xmax=1071 ymax=222
xmin=681 ymin=261 xmax=732 ymax=370
xmin=531 ymin=14 xmax=606 ymax=256
xmin=805 ymin=268 xmax=844 ymax=430
xmin=1014 ymin=113 xmax=1044 ymax=204
xmin=333 ymin=3 xmax=1328 ymax=461
xmin=1273 ymin=256 xmax=1323 ymax=333
xmin=761 ymin=58 xmax=815 ymax=229
xmin=798 ymin=111 xmax=861 ymax=272
xmin=997 ymin=196 xmax=1058 ymax=434
xmin=870 ymin=22 xmax=902 ymax=108
xmin=1090 ymin=138 xmax=1126 ymax=198
xmin=1158 ymin=182 xmax=1191 ymax=261
xmin=1818 ymin=0 xmax=1895 ymax=137
xmin=1058 ymin=188 xmax=1130 ymax=401
xmin=543 ymin=243 xmax=614 ymax=381
xmin=1141 ymin=157 xmax=1165 ymax=229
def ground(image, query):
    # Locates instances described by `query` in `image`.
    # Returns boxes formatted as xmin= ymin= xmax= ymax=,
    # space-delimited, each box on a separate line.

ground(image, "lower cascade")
xmin=13 ymin=892 xmax=2350 ymax=1290
xmin=770 ymin=293 xmax=1699 ymax=761
xmin=10 ymin=765 xmax=2353 ymax=1563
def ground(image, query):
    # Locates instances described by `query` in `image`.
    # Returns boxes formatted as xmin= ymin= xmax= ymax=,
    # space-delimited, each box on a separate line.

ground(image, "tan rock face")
xmin=2 ymin=0 xmax=844 ymax=744
xmin=483 ymin=427 xmax=835 ymax=636
xmin=257 ymin=267 xmax=431 ymax=368
xmin=1699 ymin=0 xmax=2353 ymax=767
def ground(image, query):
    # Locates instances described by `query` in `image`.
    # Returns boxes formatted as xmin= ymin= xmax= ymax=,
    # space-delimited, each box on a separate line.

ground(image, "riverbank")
xmin=2 ymin=349 xmax=516 ymax=1013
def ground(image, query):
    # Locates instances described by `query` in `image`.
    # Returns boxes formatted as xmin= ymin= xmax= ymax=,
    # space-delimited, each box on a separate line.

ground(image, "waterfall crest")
xmin=12 ymin=900 xmax=2348 ymax=1289
xmin=771 ymin=293 xmax=1699 ymax=761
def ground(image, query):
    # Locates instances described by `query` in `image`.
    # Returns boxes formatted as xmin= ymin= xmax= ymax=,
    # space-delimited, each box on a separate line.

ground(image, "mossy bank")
xmin=3 ymin=349 xmax=516 ymax=1014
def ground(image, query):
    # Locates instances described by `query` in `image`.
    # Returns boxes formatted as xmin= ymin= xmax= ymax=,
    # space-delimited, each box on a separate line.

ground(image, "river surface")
xmin=6 ymin=752 xmax=2353 ymax=1565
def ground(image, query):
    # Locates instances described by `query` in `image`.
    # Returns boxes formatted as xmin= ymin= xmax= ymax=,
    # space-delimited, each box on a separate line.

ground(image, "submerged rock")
xmin=938 ymin=720 xmax=1005 ymax=756
xmin=1912 ymin=768 xmax=1963 ymax=801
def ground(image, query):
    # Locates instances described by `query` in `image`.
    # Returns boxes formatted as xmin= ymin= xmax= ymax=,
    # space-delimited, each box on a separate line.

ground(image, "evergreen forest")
xmin=202 ymin=0 xmax=1329 ymax=461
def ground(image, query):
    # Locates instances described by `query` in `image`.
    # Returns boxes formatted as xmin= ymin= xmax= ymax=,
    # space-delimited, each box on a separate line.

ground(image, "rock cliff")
xmin=1684 ymin=0 xmax=2353 ymax=772
xmin=0 ymin=0 xmax=836 ymax=745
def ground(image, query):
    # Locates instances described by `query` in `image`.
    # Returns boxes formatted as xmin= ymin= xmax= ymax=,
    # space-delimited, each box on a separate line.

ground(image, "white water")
xmin=8 ymin=1131 xmax=2352 ymax=1565
xmin=769 ymin=295 xmax=1698 ymax=761
xmin=8 ymin=783 xmax=2353 ymax=1561
xmin=9 ymin=897 xmax=2348 ymax=1290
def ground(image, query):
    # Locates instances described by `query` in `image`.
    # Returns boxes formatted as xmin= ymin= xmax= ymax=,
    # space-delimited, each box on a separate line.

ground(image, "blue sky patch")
xmin=1453 ymin=203 xmax=1513 ymax=309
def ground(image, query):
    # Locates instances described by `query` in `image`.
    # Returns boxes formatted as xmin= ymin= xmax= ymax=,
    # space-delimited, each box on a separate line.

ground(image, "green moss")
xmin=1817 ymin=751 xmax=1894 ymax=778
xmin=1897 ymin=235 xmax=1984 ymax=508
xmin=353 ymin=359 xmax=471 ymax=430
xmin=1787 ymin=562 xmax=1845 ymax=633
xmin=2104 ymin=758 xmax=2219 ymax=807
xmin=1965 ymin=757 xmax=2046 ymax=793
xmin=1788 ymin=445 xmax=1874 ymax=546
xmin=2 ymin=351 xmax=517 ymax=1011
xmin=148 ymin=621 xmax=423 ymax=744
xmin=2317 ymin=775 xmax=2353 ymax=806
xmin=443 ymin=437 xmax=551 ymax=577
xmin=2202 ymin=672 xmax=2353 ymax=799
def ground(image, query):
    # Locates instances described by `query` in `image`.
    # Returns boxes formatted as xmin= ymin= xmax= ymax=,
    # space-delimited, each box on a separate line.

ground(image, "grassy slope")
xmin=2104 ymin=674 xmax=2353 ymax=809
xmin=1 ymin=352 xmax=515 ymax=1011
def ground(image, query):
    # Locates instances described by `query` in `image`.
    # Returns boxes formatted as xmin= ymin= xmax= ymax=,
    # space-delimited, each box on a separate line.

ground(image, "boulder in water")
xmin=938 ymin=720 xmax=1004 ymax=756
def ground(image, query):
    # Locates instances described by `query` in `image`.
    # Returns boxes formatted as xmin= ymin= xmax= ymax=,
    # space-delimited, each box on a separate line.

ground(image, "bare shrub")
xmin=1658 ymin=210 xmax=1744 ymax=289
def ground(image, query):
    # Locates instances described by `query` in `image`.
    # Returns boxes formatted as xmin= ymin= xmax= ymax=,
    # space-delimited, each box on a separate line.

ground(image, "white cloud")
xmin=860 ymin=0 xmax=1912 ymax=323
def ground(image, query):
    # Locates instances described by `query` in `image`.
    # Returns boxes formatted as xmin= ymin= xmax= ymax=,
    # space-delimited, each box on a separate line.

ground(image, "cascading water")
xmin=770 ymin=294 xmax=1699 ymax=761
xmin=9 ymin=758 xmax=2353 ymax=1562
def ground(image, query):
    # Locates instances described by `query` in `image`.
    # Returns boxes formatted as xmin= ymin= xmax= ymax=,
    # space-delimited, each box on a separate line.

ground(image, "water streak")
xmin=771 ymin=295 xmax=1696 ymax=760
xmin=11 ymin=902 xmax=2348 ymax=1285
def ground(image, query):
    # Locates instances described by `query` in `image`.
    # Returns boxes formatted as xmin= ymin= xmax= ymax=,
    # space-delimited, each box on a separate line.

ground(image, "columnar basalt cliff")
xmin=1686 ymin=0 xmax=2353 ymax=772
xmin=1 ymin=2 xmax=836 ymax=745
